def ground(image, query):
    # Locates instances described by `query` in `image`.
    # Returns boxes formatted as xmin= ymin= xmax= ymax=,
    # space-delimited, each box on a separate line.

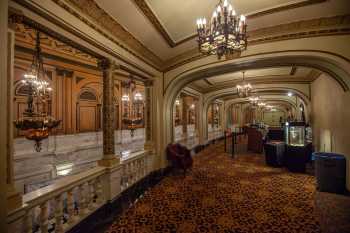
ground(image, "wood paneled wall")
xmin=13 ymin=51 xmax=145 ymax=137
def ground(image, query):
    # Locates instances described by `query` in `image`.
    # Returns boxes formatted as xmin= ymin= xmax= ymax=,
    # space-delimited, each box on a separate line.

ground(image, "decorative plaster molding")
xmin=15 ymin=0 xmax=350 ymax=74
xmin=133 ymin=0 xmax=326 ymax=48
xmin=163 ymin=14 xmax=350 ymax=71
xmin=52 ymin=0 xmax=163 ymax=69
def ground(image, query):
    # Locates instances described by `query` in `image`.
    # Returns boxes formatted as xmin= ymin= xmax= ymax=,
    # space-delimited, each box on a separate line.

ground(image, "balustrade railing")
xmin=21 ymin=166 xmax=105 ymax=233
xmin=8 ymin=150 xmax=153 ymax=233
xmin=120 ymin=151 xmax=150 ymax=192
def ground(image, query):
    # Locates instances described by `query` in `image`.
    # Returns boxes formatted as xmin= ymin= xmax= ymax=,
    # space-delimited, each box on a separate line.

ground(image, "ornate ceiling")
xmin=49 ymin=0 xmax=350 ymax=70
xmin=189 ymin=66 xmax=320 ymax=93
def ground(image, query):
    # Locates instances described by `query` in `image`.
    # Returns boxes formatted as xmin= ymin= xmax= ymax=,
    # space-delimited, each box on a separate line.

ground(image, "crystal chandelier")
xmin=14 ymin=30 xmax=60 ymax=152
xmin=237 ymin=71 xmax=252 ymax=97
xmin=249 ymin=96 xmax=259 ymax=106
xmin=196 ymin=0 xmax=247 ymax=59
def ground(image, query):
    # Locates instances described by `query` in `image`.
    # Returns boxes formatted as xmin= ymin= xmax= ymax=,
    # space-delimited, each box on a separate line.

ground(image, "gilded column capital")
xmin=8 ymin=9 xmax=23 ymax=29
xmin=98 ymin=58 xmax=111 ymax=70
xmin=98 ymin=58 xmax=120 ymax=71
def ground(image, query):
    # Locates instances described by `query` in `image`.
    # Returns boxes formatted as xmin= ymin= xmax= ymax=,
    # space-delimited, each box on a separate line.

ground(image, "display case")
xmin=284 ymin=122 xmax=312 ymax=172
xmin=285 ymin=122 xmax=306 ymax=146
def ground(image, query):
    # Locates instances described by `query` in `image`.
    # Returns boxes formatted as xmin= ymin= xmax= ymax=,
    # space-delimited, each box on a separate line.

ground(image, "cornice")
xmin=52 ymin=0 xmax=163 ymax=69
xmin=17 ymin=0 xmax=350 ymax=74
xmin=133 ymin=0 xmax=326 ymax=48
xmin=163 ymin=14 xmax=350 ymax=71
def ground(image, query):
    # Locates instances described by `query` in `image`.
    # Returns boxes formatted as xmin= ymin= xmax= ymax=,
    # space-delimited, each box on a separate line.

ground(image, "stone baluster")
xmin=39 ymin=201 xmax=49 ymax=233
xmin=54 ymin=194 xmax=64 ymax=233
xmin=66 ymin=189 xmax=75 ymax=225
xmin=95 ymin=177 xmax=103 ymax=204
xmin=78 ymin=184 xmax=86 ymax=217
xmin=84 ymin=182 xmax=91 ymax=213
xmin=88 ymin=180 xmax=95 ymax=210
xmin=24 ymin=208 xmax=33 ymax=233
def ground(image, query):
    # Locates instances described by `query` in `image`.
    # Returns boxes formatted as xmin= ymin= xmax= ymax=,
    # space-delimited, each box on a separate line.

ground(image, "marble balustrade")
xmin=8 ymin=150 xmax=153 ymax=233
xmin=13 ymin=129 xmax=145 ymax=195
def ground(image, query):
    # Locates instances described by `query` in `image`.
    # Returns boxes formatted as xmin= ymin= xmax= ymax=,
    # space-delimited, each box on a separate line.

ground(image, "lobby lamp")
xmin=14 ymin=30 xmax=60 ymax=152
xmin=237 ymin=71 xmax=252 ymax=97
xmin=196 ymin=0 xmax=248 ymax=59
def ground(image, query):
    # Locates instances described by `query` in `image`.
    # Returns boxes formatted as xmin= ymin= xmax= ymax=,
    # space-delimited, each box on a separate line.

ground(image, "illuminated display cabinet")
xmin=285 ymin=122 xmax=306 ymax=146
xmin=284 ymin=122 xmax=312 ymax=172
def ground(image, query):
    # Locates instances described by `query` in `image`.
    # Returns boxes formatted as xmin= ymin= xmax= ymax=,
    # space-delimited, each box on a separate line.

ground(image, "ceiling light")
xmin=196 ymin=0 xmax=247 ymax=59
xmin=14 ymin=30 xmax=60 ymax=152
xmin=287 ymin=92 xmax=293 ymax=97
xmin=237 ymin=71 xmax=252 ymax=97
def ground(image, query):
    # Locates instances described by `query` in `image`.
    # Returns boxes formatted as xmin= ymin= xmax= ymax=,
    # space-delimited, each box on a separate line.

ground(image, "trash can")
xmin=313 ymin=152 xmax=346 ymax=194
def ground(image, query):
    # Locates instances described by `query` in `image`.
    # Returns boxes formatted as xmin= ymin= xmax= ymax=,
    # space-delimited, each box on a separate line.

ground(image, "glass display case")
xmin=284 ymin=122 xmax=312 ymax=172
xmin=285 ymin=122 xmax=306 ymax=146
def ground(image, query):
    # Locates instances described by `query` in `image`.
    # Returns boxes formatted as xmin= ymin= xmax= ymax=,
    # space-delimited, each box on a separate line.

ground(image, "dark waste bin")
xmin=313 ymin=152 xmax=346 ymax=194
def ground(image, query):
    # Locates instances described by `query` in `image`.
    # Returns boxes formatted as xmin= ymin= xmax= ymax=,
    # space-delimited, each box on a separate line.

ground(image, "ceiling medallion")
xmin=14 ymin=30 xmax=60 ymax=152
xmin=236 ymin=71 xmax=252 ymax=98
xmin=196 ymin=0 xmax=247 ymax=59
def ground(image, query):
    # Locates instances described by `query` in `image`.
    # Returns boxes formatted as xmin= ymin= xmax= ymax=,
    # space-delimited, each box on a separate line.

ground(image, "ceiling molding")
xmin=163 ymin=14 xmax=350 ymax=71
xmin=133 ymin=0 xmax=326 ymax=48
xmin=52 ymin=0 xmax=163 ymax=69
xmin=199 ymin=76 xmax=314 ymax=93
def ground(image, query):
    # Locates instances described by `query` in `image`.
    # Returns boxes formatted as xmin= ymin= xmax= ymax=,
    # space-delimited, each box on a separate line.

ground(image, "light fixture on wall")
xmin=175 ymin=99 xmax=180 ymax=105
xmin=287 ymin=92 xmax=293 ymax=97
xmin=121 ymin=94 xmax=130 ymax=102
xmin=196 ymin=0 xmax=247 ymax=59
xmin=237 ymin=71 xmax=252 ymax=97
xmin=14 ymin=30 xmax=60 ymax=152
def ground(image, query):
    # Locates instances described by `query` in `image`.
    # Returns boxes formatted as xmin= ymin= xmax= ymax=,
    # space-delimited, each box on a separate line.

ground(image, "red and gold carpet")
xmin=106 ymin=143 xmax=320 ymax=233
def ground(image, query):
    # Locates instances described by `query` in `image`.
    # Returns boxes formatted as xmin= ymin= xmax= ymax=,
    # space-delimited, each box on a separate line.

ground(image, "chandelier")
xmin=237 ymin=71 xmax=252 ymax=97
xmin=249 ymin=96 xmax=259 ymax=106
xmin=122 ymin=94 xmax=130 ymax=102
xmin=196 ymin=0 xmax=247 ymax=59
xmin=14 ymin=30 xmax=60 ymax=152
xmin=134 ymin=92 xmax=143 ymax=102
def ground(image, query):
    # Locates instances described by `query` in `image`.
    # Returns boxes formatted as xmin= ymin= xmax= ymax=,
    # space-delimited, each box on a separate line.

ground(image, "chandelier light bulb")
xmin=213 ymin=11 xmax=217 ymax=18
xmin=228 ymin=5 xmax=233 ymax=13
xmin=217 ymin=5 xmax=221 ymax=13
xmin=240 ymin=15 xmax=246 ymax=22
xmin=203 ymin=18 xmax=206 ymax=25
xmin=224 ymin=0 xmax=228 ymax=8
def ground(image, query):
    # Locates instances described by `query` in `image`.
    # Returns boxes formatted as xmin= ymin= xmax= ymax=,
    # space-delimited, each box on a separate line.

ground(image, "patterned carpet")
xmin=106 ymin=143 xmax=320 ymax=233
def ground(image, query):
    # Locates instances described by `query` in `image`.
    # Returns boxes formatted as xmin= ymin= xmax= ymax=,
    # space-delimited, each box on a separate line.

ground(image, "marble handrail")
xmin=20 ymin=166 xmax=106 ymax=233
xmin=120 ymin=150 xmax=151 ymax=192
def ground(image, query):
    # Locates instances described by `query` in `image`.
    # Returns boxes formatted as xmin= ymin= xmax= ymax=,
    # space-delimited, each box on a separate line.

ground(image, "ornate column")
xmin=144 ymin=79 xmax=154 ymax=150
xmin=98 ymin=58 xmax=119 ymax=167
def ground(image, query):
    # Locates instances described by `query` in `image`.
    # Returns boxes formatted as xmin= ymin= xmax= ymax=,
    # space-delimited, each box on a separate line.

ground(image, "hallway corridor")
xmin=106 ymin=143 xmax=320 ymax=233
